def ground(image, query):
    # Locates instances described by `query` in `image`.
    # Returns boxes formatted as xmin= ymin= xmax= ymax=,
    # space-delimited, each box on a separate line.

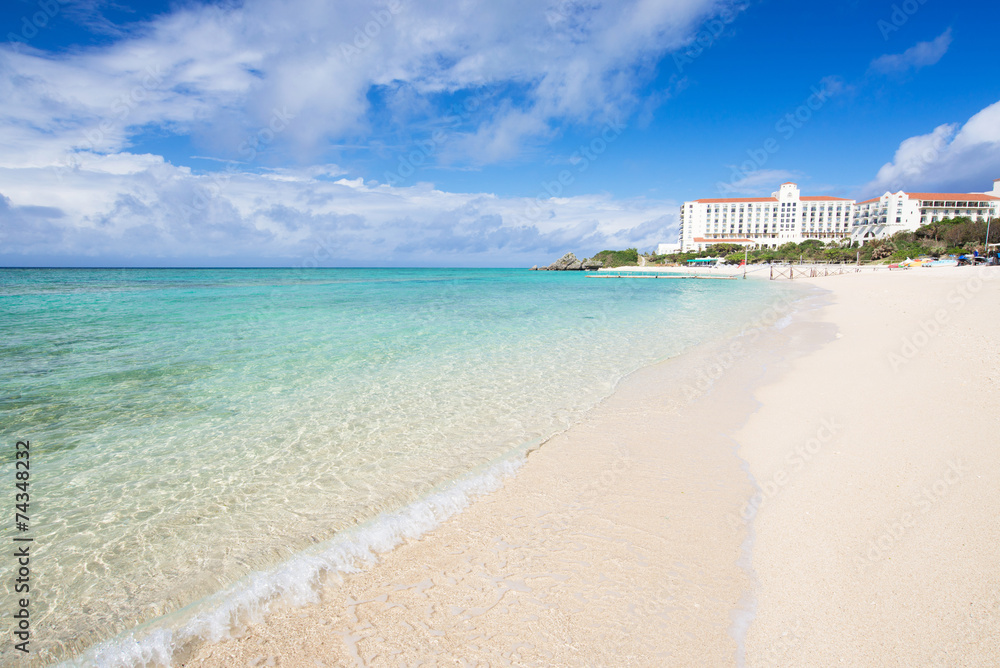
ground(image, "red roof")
xmin=693 ymin=237 xmax=754 ymax=243
xmin=693 ymin=194 xmax=853 ymax=204
xmin=781 ymin=182 xmax=796 ymax=185
xmin=906 ymin=193 xmax=1000 ymax=202
xmin=694 ymin=197 xmax=778 ymax=203
xmin=857 ymin=197 xmax=881 ymax=205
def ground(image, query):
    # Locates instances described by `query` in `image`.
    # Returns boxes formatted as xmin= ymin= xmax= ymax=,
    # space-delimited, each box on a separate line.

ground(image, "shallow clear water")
xmin=0 ymin=268 xmax=792 ymax=665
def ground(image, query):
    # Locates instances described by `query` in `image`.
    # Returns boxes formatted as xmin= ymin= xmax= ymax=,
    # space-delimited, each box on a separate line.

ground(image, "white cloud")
xmin=869 ymin=29 xmax=952 ymax=75
xmin=0 ymin=0 xmax=742 ymax=167
xmin=863 ymin=98 xmax=1000 ymax=196
xmin=0 ymin=159 xmax=678 ymax=265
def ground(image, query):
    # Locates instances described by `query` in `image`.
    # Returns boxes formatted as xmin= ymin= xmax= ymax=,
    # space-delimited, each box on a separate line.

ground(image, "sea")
xmin=0 ymin=267 xmax=796 ymax=666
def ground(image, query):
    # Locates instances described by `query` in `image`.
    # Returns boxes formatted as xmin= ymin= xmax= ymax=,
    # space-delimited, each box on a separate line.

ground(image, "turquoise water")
xmin=0 ymin=268 xmax=792 ymax=666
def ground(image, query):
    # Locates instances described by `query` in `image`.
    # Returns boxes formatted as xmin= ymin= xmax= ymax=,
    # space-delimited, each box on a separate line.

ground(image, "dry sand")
xmin=741 ymin=266 xmax=1000 ymax=667
xmin=184 ymin=266 xmax=1000 ymax=667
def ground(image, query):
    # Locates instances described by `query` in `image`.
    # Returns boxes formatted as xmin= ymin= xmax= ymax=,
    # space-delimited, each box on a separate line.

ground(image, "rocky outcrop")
xmin=548 ymin=253 xmax=579 ymax=270
xmin=530 ymin=253 xmax=603 ymax=271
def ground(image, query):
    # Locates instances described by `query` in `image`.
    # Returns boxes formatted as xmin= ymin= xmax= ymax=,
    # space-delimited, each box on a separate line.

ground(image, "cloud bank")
xmin=0 ymin=153 xmax=678 ymax=266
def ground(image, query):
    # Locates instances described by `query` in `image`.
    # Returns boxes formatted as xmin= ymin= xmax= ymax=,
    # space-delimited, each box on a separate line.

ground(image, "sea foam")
xmin=61 ymin=454 xmax=525 ymax=668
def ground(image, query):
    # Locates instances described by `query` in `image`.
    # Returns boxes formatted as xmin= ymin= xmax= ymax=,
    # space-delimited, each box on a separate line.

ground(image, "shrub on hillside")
xmin=591 ymin=248 xmax=640 ymax=267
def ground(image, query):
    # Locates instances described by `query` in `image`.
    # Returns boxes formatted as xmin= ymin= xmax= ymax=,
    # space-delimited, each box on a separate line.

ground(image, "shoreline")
xmin=72 ymin=265 xmax=1000 ymax=666
xmin=179 ymin=282 xmax=827 ymax=666
xmin=13 ymin=269 xmax=787 ymax=668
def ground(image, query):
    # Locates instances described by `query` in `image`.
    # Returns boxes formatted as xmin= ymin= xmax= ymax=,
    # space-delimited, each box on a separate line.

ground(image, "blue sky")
xmin=2 ymin=0 xmax=999 ymax=267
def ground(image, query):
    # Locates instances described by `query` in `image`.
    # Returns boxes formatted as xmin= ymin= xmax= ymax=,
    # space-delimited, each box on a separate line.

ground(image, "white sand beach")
xmin=741 ymin=266 xmax=1000 ymax=666
xmin=185 ymin=266 xmax=1000 ymax=667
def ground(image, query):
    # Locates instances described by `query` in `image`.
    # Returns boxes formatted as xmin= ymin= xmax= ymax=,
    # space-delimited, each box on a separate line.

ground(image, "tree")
xmin=869 ymin=239 xmax=893 ymax=260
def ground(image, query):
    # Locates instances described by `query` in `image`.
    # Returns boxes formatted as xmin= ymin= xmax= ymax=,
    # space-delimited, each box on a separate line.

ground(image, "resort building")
xmin=675 ymin=179 xmax=1000 ymax=251
xmin=852 ymin=181 xmax=1000 ymax=242
xmin=678 ymin=182 xmax=855 ymax=252
xmin=655 ymin=242 xmax=681 ymax=255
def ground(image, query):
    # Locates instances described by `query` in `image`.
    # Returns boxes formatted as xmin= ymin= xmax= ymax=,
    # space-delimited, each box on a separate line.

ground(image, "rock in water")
xmin=581 ymin=259 xmax=604 ymax=270
xmin=548 ymin=252 xmax=579 ymax=270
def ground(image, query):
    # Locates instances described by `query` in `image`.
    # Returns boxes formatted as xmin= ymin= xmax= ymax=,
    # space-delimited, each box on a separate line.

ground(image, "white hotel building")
xmin=677 ymin=179 xmax=1000 ymax=252
xmin=678 ymin=182 xmax=854 ymax=252
xmin=852 ymin=179 xmax=1000 ymax=242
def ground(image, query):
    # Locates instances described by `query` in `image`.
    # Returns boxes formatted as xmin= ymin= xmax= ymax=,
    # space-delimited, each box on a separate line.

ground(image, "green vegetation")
xmin=591 ymin=248 xmax=639 ymax=267
xmin=647 ymin=217 xmax=997 ymax=266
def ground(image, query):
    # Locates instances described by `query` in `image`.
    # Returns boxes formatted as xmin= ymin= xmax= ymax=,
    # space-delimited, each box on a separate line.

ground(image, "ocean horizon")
xmin=1 ymin=267 xmax=795 ymax=666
